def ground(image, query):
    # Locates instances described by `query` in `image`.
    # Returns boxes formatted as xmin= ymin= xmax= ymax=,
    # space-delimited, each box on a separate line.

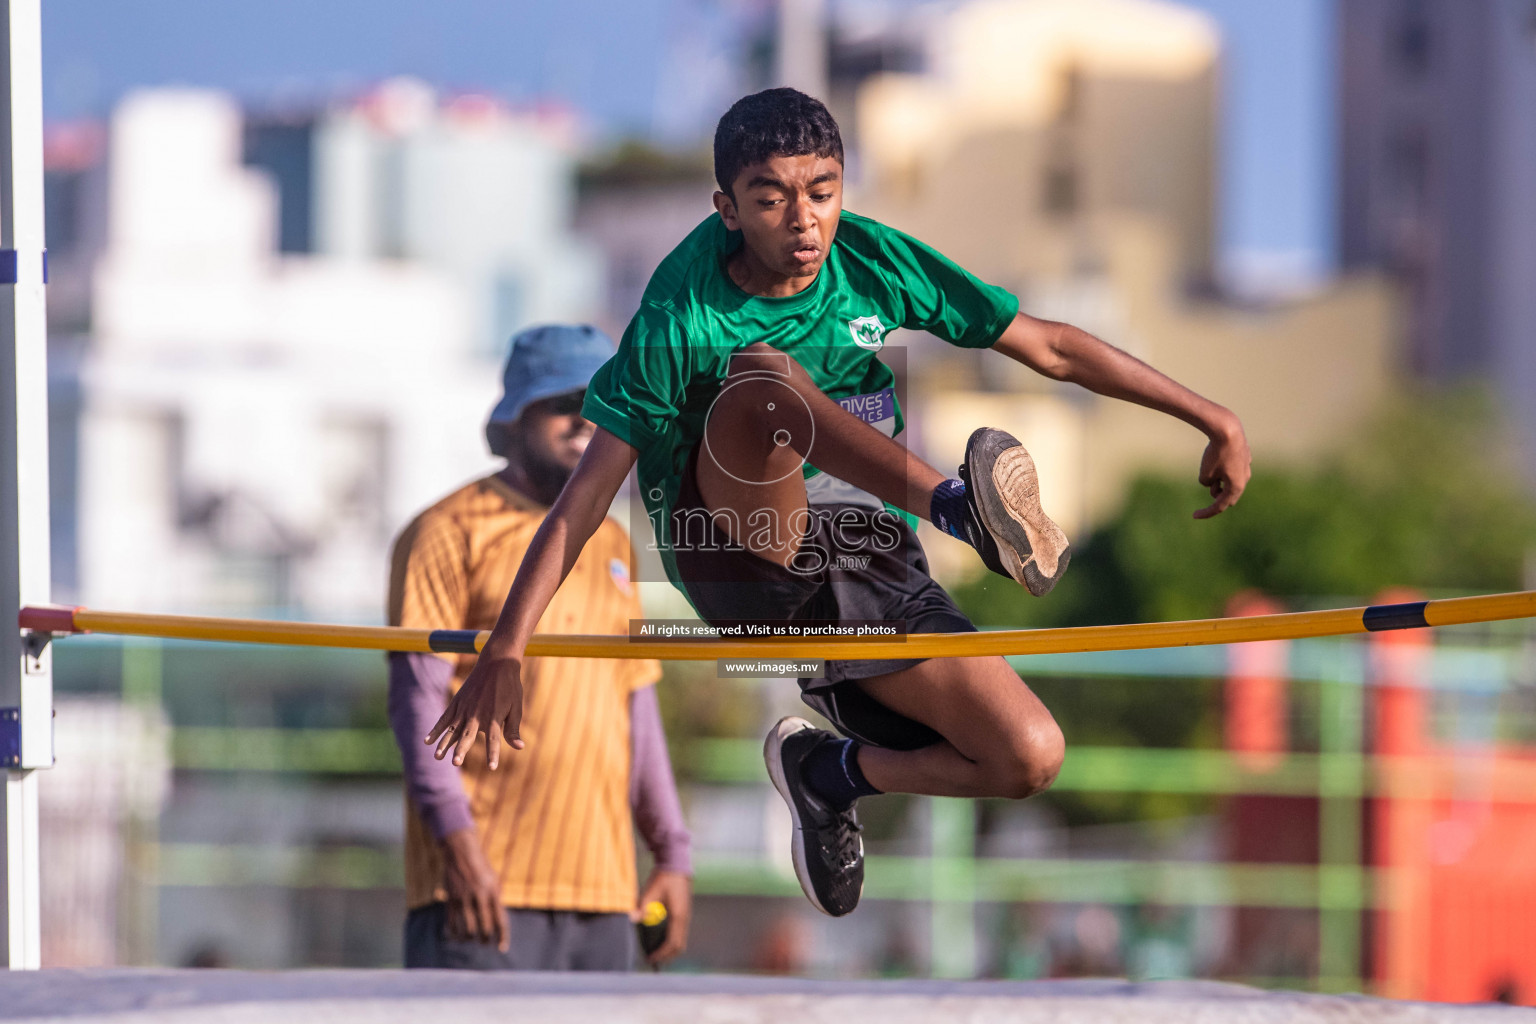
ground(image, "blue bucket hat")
xmin=486 ymin=324 xmax=614 ymax=444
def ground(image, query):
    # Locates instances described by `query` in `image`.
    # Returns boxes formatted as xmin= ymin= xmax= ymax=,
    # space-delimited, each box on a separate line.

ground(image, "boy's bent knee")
xmin=708 ymin=371 xmax=813 ymax=450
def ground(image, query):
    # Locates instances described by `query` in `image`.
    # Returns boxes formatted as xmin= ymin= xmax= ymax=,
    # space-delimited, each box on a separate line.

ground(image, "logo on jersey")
xmin=609 ymin=557 xmax=632 ymax=596
xmin=847 ymin=314 xmax=888 ymax=351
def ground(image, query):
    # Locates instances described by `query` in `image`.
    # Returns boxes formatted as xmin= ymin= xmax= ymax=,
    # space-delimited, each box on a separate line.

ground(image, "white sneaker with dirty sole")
xmin=957 ymin=427 xmax=1072 ymax=597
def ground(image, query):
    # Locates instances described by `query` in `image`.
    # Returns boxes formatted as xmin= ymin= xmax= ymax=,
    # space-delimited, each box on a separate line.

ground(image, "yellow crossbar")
xmin=17 ymin=590 xmax=1536 ymax=660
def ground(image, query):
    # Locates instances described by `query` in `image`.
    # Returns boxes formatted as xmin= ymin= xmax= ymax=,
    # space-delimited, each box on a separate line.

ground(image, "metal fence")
xmin=41 ymin=620 xmax=1536 ymax=992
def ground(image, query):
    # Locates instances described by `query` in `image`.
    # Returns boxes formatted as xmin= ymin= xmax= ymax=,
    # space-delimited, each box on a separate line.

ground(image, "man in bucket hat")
xmin=388 ymin=323 xmax=692 ymax=970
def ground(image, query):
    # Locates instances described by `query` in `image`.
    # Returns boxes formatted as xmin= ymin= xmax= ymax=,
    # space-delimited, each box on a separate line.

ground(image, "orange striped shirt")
xmin=388 ymin=474 xmax=660 ymax=912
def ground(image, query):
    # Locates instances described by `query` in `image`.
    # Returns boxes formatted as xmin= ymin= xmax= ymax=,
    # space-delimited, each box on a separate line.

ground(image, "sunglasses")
xmin=534 ymin=391 xmax=587 ymax=417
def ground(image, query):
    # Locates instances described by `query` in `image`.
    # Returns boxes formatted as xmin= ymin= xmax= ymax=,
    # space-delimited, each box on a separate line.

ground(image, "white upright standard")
xmin=0 ymin=0 xmax=51 ymax=972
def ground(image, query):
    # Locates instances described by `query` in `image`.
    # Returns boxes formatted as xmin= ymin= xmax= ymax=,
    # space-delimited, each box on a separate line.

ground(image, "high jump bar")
xmin=17 ymin=589 xmax=1536 ymax=661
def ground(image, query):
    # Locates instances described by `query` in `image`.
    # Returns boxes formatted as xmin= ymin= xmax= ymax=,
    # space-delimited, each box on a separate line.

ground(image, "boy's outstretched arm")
xmin=992 ymin=312 xmax=1252 ymax=519
xmin=426 ymin=427 xmax=639 ymax=768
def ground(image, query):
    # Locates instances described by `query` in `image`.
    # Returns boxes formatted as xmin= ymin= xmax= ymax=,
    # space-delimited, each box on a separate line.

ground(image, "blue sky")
xmin=43 ymin=0 xmax=680 ymax=131
xmin=41 ymin=0 xmax=1335 ymax=282
xmin=1180 ymin=0 xmax=1336 ymax=284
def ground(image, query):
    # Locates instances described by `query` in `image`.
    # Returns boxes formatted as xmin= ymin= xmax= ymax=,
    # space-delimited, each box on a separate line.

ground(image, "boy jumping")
xmin=428 ymin=89 xmax=1251 ymax=917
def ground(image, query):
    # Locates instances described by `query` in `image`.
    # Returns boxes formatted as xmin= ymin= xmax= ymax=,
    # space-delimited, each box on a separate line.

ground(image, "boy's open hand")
xmin=427 ymin=656 xmax=525 ymax=769
xmin=1193 ymin=419 xmax=1251 ymax=520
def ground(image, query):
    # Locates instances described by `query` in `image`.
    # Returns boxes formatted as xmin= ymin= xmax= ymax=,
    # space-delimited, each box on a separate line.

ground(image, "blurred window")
xmin=44 ymin=170 xmax=83 ymax=254
xmin=492 ymin=274 xmax=526 ymax=357
xmin=242 ymin=120 xmax=315 ymax=254
xmin=1388 ymin=126 xmax=1429 ymax=211
xmin=318 ymin=417 xmax=389 ymax=537
xmin=1057 ymin=64 xmax=1083 ymax=125
xmin=1043 ymin=162 xmax=1079 ymax=216
xmin=611 ymin=253 xmax=649 ymax=320
xmin=1043 ymin=64 xmax=1082 ymax=216
xmin=1391 ymin=0 xmax=1432 ymax=77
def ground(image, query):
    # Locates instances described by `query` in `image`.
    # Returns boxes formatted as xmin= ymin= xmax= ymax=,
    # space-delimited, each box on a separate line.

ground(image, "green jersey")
xmin=582 ymin=209 xmax=1019 ymax=594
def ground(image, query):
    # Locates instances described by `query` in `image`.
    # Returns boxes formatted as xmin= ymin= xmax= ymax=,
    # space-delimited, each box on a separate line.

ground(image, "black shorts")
xmin=672 ymin=442 xmax=975 ymax=750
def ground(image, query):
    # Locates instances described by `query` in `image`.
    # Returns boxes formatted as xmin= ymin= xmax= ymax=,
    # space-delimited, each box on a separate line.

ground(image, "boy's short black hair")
xmin=713 ymin=88 xmax=844 ymax=197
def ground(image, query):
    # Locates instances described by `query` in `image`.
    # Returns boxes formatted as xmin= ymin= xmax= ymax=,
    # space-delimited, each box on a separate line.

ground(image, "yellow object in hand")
xmin=638 ymin=900 xmax=669 ymax=959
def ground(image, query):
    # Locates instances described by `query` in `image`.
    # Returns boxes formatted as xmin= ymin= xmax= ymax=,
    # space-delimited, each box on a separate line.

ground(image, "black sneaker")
xmin=763 ymin=717 xmax=864 ymax=917
xmin=957 ymin=426 xmax=1071 ymax=597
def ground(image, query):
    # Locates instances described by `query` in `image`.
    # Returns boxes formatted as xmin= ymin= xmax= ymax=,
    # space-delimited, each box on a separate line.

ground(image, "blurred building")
xmin=1338 ymin=0 xmax=1536 ymax=475
xmin=573 ymin=147 xmax=717 ymax=340
xmin=45 ymin=81 xmax=604 ymax=619
xmin=849 ymin=0 xmax=1401 ymax=570
xmin=301 ymin=79 xmax=603 ymax=354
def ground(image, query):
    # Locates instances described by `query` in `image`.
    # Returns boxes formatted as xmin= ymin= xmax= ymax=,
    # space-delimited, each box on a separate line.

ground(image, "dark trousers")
xmin=404 ymin=903 xmax=635 ymax=971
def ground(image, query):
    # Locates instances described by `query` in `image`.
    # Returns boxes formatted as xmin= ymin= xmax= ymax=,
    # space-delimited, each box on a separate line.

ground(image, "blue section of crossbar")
xmin=1363 ymin=601 xmax=1430 ymax=632
xmin=427 ymin=630 xmax=481 ymax=655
